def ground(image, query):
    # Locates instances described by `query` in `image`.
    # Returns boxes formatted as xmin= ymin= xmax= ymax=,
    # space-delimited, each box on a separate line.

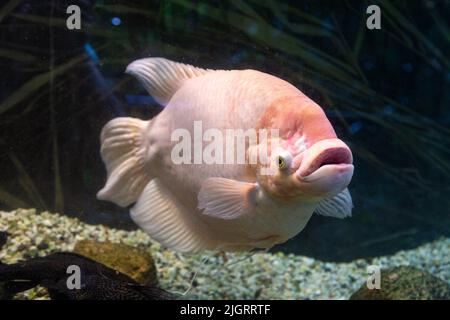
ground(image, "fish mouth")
xmin=295 ymin=139 xmax=354 ymax=197
xmin=298 ymin=146 xmax=353 ymax=178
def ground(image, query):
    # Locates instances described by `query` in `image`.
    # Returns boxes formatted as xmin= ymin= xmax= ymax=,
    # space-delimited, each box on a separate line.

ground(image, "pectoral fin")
xmin=315 ymin=188 xmax=353 ymax=219
xmin=198 ymin=178 xmax=258 ymax=220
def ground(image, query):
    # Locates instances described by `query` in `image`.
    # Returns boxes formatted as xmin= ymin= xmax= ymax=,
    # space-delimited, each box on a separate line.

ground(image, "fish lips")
xmin=295 ymin=139 xmax=354 ymax=197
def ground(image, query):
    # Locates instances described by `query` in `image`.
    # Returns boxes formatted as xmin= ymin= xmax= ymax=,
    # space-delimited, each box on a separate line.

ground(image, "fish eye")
xmin=277 ymin=156 xmax=286 ymax=169
xmin=275 ymin=151 xmax=292 ymax=171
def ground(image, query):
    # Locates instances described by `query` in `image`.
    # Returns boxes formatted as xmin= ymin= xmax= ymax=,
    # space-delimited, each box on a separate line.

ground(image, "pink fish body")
xmin=97 ymin=58 xmax=354 ymax=253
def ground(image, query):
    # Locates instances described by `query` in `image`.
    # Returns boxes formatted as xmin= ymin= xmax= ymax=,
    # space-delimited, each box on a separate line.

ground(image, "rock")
xmin=0 ymin=283 xmax=10 ymax=300
xmin=37 ymin=242 xmax=49 ymax=250
xmin=0 ymin=252 xmax=172 ymax=300
xmin=73 ymin=240 xmax=157 ymax=285
xmin=0 ymin=231 xmax=8 ymax=250
xmin=350 ymin=266 xmax=450 ymax=300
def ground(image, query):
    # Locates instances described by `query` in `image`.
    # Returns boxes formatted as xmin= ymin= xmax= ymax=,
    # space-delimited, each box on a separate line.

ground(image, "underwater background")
xmin=0 ymin=0 xmax=449 ymax=299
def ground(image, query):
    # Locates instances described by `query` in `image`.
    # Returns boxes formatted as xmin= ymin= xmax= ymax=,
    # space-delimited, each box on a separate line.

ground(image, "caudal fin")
xmin=97 ymin=117 xmax=152 ymax=207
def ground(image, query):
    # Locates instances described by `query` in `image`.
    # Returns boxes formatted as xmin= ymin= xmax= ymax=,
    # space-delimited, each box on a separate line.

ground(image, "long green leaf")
xmin=0 ymin=185 xmax=29 ymax=208
xmin=0 ymin=47 xmax=36 ymax=62
xmin=0 ymin=0 xmax=22 ymax=23
xmin=0 ymin=53 xmax=87 ymax=115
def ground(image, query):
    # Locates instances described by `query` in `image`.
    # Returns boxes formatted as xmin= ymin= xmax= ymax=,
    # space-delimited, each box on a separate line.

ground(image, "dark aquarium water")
xmin=0 ymin=0 xmax=449 ymax=301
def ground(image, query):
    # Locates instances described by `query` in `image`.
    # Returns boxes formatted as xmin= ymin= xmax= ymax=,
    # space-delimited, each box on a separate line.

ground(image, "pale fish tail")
xmin=97 ymin=117 xmax=151 ymax=207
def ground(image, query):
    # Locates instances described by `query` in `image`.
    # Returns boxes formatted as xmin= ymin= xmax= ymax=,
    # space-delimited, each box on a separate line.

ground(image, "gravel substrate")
xmin=1 ymin=209 xmax=449 ymax=300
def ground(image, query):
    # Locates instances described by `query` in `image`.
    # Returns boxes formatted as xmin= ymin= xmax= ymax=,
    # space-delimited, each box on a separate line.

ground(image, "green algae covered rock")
xmin=74 ymin=240 xmax=157 ymax=285
xmin=350 ymin=266 xmax=450 ymax=300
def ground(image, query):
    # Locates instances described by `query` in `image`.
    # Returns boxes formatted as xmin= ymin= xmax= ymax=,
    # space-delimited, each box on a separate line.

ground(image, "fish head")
xmin=254 ymin=96 xmax=354 ymax=202
xmin=256 ymin=137 xmax=353 ymax=202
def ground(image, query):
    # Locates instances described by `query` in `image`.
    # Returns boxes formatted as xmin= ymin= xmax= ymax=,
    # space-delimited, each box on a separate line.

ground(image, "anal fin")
xmin=130 ymin=179 xmax=215 ymax=253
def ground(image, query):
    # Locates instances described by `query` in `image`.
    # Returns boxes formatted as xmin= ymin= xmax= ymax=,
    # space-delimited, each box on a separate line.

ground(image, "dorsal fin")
xmin=126 ymin=57 xmax=212 ymax=105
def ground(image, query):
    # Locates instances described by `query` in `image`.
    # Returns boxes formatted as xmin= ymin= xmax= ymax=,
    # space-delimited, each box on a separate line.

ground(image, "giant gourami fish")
xmin=97 ymin=58 xmax=354 ymax=253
